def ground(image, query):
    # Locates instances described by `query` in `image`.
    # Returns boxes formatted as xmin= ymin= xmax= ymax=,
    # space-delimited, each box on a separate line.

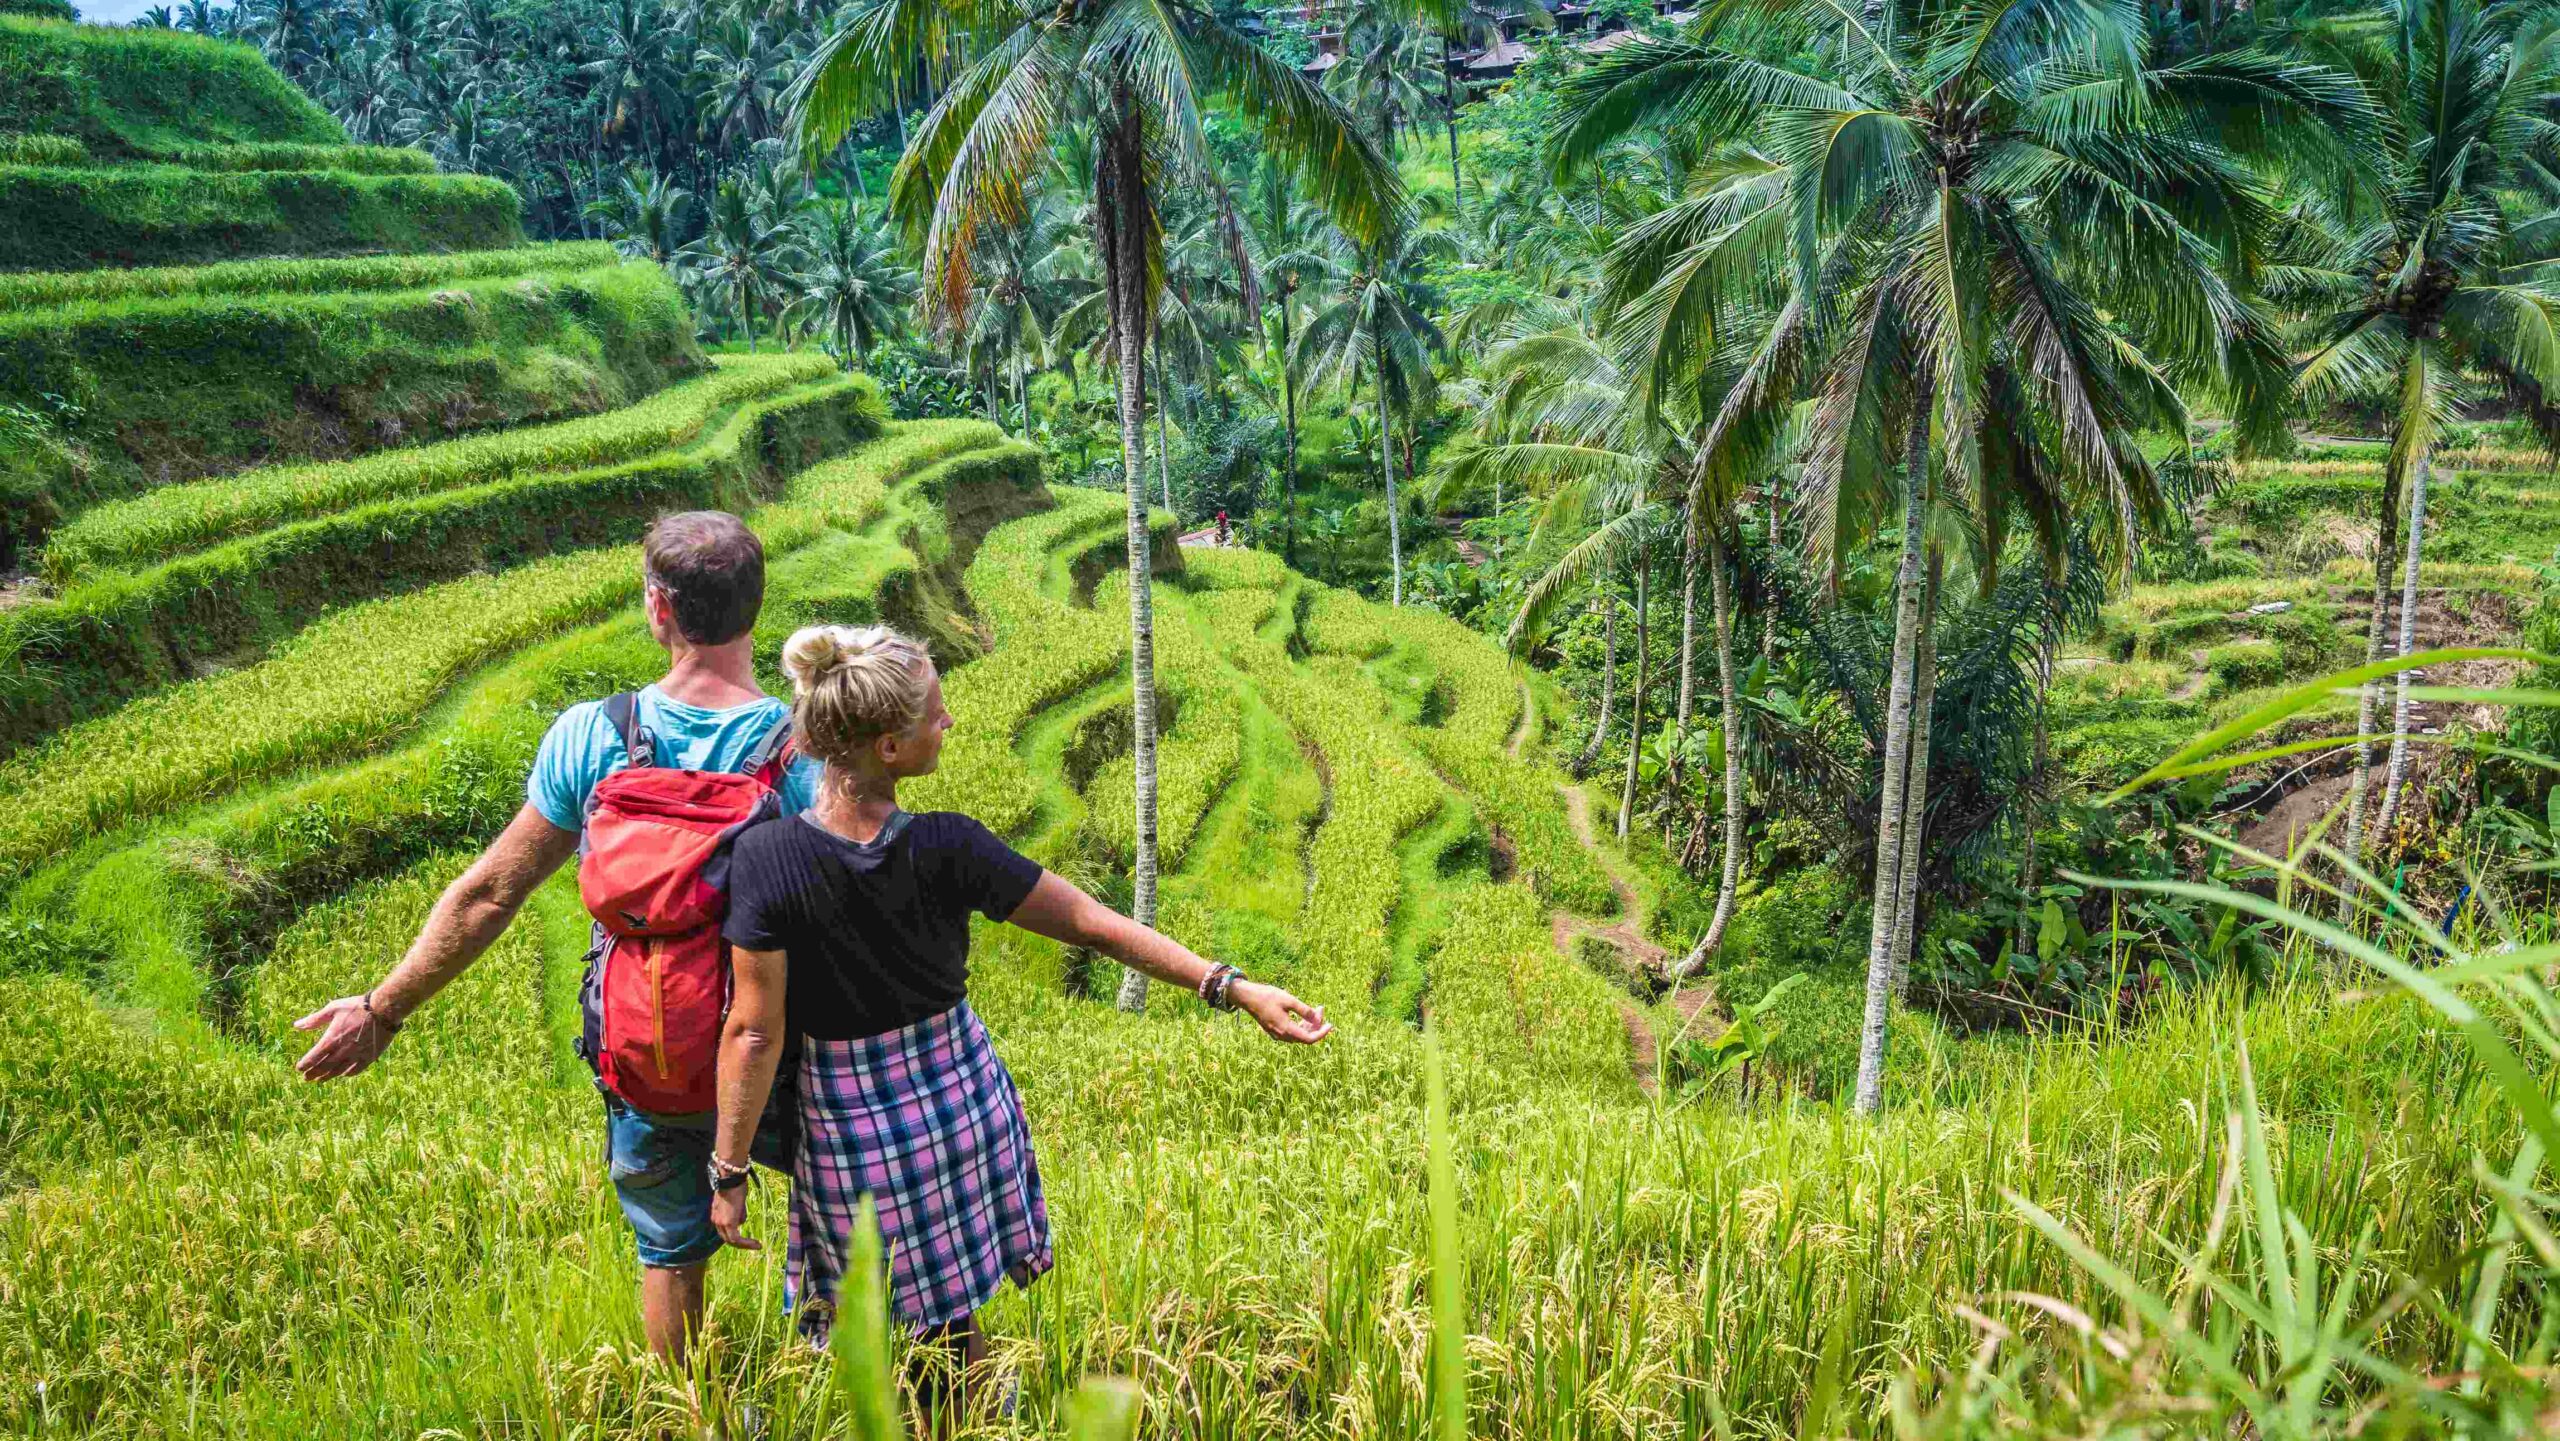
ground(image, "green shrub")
xmin=0 ymin=0 xmax=77 ymax=20
xmin=0 ymin=166 xmax=522 ymax=271
xmin=6 ymin=262 xmax=698 ymax=547
xmin=2203 ymin=638 xmax=2284 ymax=693
xmin=0 ymin=17 xmax=339 ymax=154
xmin=0 ymin=375 xmax=884 ymax=755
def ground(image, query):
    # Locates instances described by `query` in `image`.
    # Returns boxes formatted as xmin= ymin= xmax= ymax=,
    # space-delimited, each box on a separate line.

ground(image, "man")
xmin=293 ymin=511 xmax=823 ymax=1365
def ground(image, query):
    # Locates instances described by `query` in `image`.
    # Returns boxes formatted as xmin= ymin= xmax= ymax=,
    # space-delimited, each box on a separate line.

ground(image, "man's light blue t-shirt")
xmin=528 ymin=685 xmax=823 ymax=833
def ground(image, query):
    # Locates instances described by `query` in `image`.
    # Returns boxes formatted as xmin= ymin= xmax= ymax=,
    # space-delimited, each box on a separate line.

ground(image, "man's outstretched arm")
xmin=295 ymin=803 xmax=581 ymax=1080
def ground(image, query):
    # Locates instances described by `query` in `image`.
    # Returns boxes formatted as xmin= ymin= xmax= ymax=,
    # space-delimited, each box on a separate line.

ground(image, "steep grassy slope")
xmin=0 ymin=252 xmax=696 ymax=549
xmin=0 ymin=17 xmax=340 ymax=154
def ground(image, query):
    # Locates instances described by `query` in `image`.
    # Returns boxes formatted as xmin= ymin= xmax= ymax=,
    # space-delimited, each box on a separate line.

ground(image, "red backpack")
xmin=575 ymin=691 xmax=795 ymax=1115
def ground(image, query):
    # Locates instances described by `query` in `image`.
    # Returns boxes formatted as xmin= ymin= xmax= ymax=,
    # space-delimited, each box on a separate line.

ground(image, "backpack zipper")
xmin=646 ymin=938 xmax=671 ymax=1080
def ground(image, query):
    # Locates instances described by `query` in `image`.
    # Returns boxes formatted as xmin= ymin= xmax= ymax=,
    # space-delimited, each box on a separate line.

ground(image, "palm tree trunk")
xmin=1579 ymin=585 xmax=1616 ymax=777
xmin=1098 ymin=85 xmax=1160 ymax=1014
xmin=1761 ymin=488 xmax=1780 ymax=665
xmin=1376 ymin=332 xmax=1404 ymax=605
xmin=1280 ymin=293 xmax=1301 ymax=567
xmin=1676 ymin=503 xmax=1699 ymax=733
xmin=1853 ymin=410 xmax=1931 ymax=1118
xmin=1152 ymin=318 xmax=1176 ymax=520
xmin=1618 ymin=550 xmax=1649 ymax=841
xmin=2015 ymin=604 xmax=2055 ymax=961
xmin=1441 ymin=46 xmax=1464 ymax=215
xmin=2343 ymin=431 xmax=2408 ymax=885
xmin=1886 ymin=548 xmax=1942 ymax=1003
xmin=1676 ymin=529 xmax=1744 ymax=976
xmin=2377 ymin=449 xmax=2432 ymax=836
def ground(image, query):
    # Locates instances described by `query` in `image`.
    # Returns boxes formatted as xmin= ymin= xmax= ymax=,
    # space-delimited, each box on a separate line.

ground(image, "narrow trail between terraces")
xmin=1505 ymin=680 xmax=1716 ymax=1093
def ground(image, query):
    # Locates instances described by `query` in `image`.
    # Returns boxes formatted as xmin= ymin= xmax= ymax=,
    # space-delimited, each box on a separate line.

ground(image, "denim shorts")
xmin=601 ymin=1084 xmax=794 ymax=1269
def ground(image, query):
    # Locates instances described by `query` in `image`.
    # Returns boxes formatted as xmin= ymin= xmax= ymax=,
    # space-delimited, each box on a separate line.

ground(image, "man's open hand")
xmin=294 ymin=996 xmax=398 ymax=1081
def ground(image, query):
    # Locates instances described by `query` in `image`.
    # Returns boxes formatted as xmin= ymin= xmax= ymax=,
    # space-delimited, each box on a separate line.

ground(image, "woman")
xmin=704 ymin=624 xmax=1331 ymax=1401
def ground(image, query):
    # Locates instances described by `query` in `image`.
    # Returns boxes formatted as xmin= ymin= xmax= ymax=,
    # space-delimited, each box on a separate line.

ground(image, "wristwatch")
xmin=707 ymin=1156 xmax=753 ymax=1192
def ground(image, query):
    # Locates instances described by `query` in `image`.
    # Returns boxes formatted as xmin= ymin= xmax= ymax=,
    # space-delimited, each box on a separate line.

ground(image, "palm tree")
xmin=2290 ymin=0 xmax=2560 ymax=853
xmin=790 ymin=0 xmax=1402 ymax=1011
xmin=1327 ymin=0 xmax=1437 ymax=158
xmin=1249 ymin=168 xmax=1340 ymax=567
xmin=680 ymin=176 xmax=792 ymax=348
xmin=783 ymin=200 xmax=915 ymax=369
xmin=1455 ymin=319 xmax=1765 ymax=944
xmin=964 ymin=197 xmax=1094 ymax=423
xmin=1553 ymin=0 xmax=2346 ymax=1113
xmin=1295 ymin=227 xmax=1447 ymax=606
xmin=586 ymin=167 xmax=692 ymax=265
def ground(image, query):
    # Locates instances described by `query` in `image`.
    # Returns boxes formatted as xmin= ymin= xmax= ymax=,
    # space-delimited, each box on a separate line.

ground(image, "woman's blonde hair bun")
xmin=779 ymin=624 xmax=933 ymax=766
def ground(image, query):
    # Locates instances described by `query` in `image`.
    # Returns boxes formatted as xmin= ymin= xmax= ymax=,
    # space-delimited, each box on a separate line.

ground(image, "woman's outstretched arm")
xmin=1007 ymin=872 xmax=1332 ymax=1043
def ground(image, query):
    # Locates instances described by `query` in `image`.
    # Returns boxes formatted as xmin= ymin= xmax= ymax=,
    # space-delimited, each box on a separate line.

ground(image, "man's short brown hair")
xmin=642 ymin=511 xmax=765 ymax=644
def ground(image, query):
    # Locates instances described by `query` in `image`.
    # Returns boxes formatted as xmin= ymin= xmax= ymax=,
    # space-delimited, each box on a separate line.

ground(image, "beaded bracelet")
xmin=1198 ymin=964 xmax=1242 ymax=1010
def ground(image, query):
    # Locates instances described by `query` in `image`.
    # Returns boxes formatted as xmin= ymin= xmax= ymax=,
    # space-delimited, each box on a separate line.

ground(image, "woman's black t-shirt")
xmin=721 ymin=810 xmax=1044 ymax=1041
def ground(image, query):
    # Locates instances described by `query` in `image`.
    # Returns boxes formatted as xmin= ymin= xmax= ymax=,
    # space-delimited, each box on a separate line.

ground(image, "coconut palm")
xmin=680 ymin=175 xmax=792 ymax=347
xmin=789 ymin=0 xmax=1402 ymax=1011
xmin=1249 ymin=168 xmax=1341 ymax=566
xmin=1294 ymin=227 xmax=1448 ymax=606
xmin=783 ymin=200 xmax=915 ymax=369
xmin=1454 ymin=319 xmax=1767 ymax=934
xmin=586 ymin=166 xmax=692 ymax=265
xmin=2289 ymin=0 xmax=2560 ymax=854
xmin=1552 ymin=0 xmax=2352 ymax=1112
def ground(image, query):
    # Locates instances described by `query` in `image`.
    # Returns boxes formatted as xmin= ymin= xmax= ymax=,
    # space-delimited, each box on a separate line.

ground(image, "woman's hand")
xmin=1234 ymin=981 xmax=1331 ymax=1044
xmin=711 ymin=1184 xmax=759 ymax=1250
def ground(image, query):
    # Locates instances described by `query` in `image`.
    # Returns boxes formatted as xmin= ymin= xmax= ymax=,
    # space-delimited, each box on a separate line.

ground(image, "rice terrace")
xmin=7 ymin=0 xmax=2560 ymax=1434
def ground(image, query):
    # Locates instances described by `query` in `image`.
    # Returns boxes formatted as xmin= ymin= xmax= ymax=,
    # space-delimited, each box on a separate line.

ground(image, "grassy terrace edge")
xmin=0 ymin=372 xmax=886 ymax=756
xmin=0 ymin=241 xmax=614 ymax=310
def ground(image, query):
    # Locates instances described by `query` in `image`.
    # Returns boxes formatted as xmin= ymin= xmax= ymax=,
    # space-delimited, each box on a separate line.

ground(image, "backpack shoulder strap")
xmin=743 ymin=710 xmax=796 ymax=780
xmin=601 ymin=691 xmax=659 ymax=770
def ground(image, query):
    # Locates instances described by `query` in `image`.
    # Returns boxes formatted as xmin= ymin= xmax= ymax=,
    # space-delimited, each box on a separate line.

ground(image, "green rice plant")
xmin=902 ymin=490 xmax=1138 ymax=835
xmin=0 ymin=373 xmax=882 ymax=755
xmin=1424 ymin=1026 xmax=1467 ymax=1441
xmin=1211 ymin=626 xmax=1445 ymax=1014
xmin=0 ymin=164 xmax=523 ymax=271
xmin=1083 ymin=571 xmax=1244 ymax=872
xmin=833 ymin=1197 xmax=903 ymax=1441
xmin=0 ymin=240 xmax=612 ymax=311
xmin=0 ymin=427 xmax=1009 ymax=888
xmin=1366 ymin=599 xmax=1622 ymax=916
xmin=7 ymin=260 xmax=700 ymax=539
xmin=44 ymin=353 xmax=817 ymax=580
xmin=0 ymin=546 xmax=637 ymax=881
xmin=0 ymin=17 xmax=342 ymax=155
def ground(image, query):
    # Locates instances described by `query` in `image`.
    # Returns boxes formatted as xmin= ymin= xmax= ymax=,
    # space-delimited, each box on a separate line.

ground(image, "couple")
xmin=293 ymin=510 xmax=1332 ymax=1397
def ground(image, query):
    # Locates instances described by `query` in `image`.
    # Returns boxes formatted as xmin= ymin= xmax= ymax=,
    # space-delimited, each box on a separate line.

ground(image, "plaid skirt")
xmin=790 ymin=1002 xmax=1053 ymax=1338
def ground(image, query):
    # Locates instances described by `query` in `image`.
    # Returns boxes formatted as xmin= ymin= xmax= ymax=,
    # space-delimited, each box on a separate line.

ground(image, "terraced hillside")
xmin=0 ymin=22 xmax=2536 ymax=1436
xmin=2046 ymin=429 xmax=2547 ymax=851
xmin=3 ymin=448 xmax=2523 ymax=1436
xmin=0 ymin=16 xmax=700 ymax=564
